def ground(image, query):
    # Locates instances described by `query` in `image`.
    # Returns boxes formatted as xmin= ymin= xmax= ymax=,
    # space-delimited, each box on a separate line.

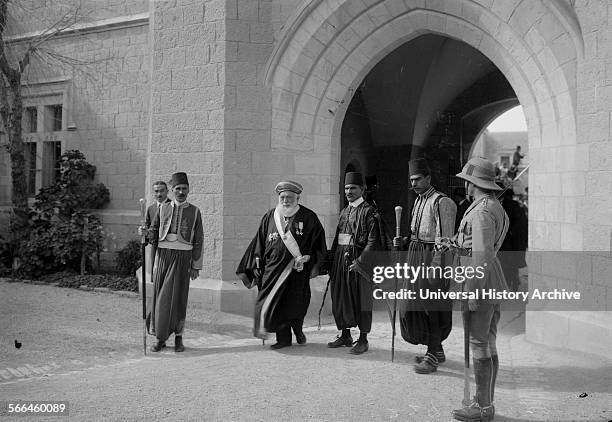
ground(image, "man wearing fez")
xmin=148 ymin=172 xmax=203 ymax=353
xmin=237 ymin=181 xmax=327 ymax=349
xmin=393 ymin=158 xmax=456 ymax=374
xmin=451 ymin=157 xmax=509 ymax=421
xmin=327 ymin=172 xmax=381 ymax=354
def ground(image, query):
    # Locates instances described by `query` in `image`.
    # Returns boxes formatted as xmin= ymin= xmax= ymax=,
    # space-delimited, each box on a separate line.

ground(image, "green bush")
xmin=39 ymin=271 xmax=138 ymax=292
xmin=0 ymin=235 xmax=13 ymax=275
xmin=16 ymin=150 xmax=109 ymax=277
xmin=116 ymin=239 xmax=142 ymax=276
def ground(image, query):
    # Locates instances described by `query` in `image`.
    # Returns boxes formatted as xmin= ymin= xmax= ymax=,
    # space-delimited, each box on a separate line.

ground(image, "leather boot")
xmin=452 ymin=357 xmax=494 ymax=421
xmin=174 ymin=336 xmax=185 ymax=352
xmin=491 ymin=355 xmax=498 ymax=402
xmin=490 ymin=355 xmax=498 ymax=417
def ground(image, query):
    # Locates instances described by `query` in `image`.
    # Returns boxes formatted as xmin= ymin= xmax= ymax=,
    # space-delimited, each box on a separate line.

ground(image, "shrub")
xmin=39 ymin=271 xmax=138 ymax=292
xmin=0 ymin=235 xmax=13 ymax=275
xmin=16 ymin=150 xmax=109 ymax=277
xmin=116 ymin=239 xmax=142 ymax=276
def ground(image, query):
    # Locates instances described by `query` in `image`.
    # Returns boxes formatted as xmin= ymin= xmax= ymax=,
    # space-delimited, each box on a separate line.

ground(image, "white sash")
xmin=257 ymin=261 xmax=294 ymax=339
xmin=257 ymin=207 xmax=304 ymax=339
xmin=273 ymin=206 xmax=303 ymax=259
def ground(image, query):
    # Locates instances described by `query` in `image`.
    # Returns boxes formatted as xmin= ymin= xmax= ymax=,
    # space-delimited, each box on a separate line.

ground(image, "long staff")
xmin=255 ymin=257 xmax=265 ymax=346
xmin=462 ymin=309 xmax=471 ymax=406
xmin=391 ymin=206 xmax=402 ymax=362
xmin=139 ymin=199 xmax=147 ymax=355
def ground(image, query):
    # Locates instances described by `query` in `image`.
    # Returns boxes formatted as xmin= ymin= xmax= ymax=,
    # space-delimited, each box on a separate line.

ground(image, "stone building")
xmin=2 ymin=0 xmax=610 ymax=356
xmin=473 ymin=129 xmax=529 ymax=195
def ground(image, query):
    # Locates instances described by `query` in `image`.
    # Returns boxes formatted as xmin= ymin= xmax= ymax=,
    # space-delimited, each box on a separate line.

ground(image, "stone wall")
xmin=1 ymin=2 xmax=150 ymax=250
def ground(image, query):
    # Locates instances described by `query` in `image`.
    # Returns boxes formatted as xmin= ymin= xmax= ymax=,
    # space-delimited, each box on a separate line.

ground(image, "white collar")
xmin=172 ymin=199 xmax=189 ymax=208
xmin=349 ymin=197 xmax=364 ymax=208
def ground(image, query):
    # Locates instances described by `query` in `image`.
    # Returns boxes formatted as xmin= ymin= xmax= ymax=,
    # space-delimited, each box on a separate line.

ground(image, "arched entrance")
xmin=337 ymin=33 xmax=520 ymax=229
xmin=266 ymin=0 xmax=581 ymax=246
xmin=265 ymin=0 xmax=596 ymax=353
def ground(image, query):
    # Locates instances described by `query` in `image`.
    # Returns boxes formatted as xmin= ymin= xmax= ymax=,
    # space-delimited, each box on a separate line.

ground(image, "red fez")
xmin=170 ymin=172 xmax=189 ymax=186
xmin=344 ymin=172 xmax=363 ymax=186
xmin=408 ymin=158 xmax=430 ymax=177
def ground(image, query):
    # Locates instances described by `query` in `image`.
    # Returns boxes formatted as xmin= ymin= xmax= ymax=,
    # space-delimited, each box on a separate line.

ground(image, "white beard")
xmin=277 ymin=203 xmax=300 ymax=218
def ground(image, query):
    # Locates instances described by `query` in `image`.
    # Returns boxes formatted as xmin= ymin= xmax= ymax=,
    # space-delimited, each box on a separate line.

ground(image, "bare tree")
xmin=0 ymin=0 xmax=96 ymax=241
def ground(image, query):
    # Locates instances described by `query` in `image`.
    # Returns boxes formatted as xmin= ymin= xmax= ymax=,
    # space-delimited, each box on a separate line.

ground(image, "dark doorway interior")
xmin=340 ymin=34 xmax=518 ymax=230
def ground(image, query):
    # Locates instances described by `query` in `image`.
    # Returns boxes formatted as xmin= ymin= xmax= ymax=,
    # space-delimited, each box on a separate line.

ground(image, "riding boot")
xmin=452 ymin=357 xmax=494 ymax=421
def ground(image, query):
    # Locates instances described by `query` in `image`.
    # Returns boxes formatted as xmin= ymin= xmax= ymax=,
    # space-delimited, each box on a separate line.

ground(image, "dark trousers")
xmin=427 ymin=311 xmax=445 ymax=352
xmin=358 ymin=311 xmax=372 ymax=333
xmin=275 ymin=320 xmax=303 ymax=344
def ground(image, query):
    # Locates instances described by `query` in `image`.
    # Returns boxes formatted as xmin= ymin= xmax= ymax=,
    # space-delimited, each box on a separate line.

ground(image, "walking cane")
xmin=462 ymin=309 xmax=471 ymax=406
xmin=391 ymin=206 xmax=402 ymax=362
xmin=139 ymin=199 xmax=147 ymax=356
xmin=255 ymin=257 xmax=265 ymax=346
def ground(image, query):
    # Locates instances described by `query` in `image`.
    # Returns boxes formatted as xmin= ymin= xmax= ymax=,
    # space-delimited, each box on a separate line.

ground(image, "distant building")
xmin=472 ymin=130 xmax=529 ymax=196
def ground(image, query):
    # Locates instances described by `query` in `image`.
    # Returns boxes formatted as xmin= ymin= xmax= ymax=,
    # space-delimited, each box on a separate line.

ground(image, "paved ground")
xmin=1 ymin=280 xmax=611 ymax=421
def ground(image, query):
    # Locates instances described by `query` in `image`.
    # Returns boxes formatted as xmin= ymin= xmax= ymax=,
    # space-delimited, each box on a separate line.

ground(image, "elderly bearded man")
xmin=327 ymin=172 xmax=382 ymax=355
xmin=148 ymin=172 xmax=203 ymax=353
xmin=451 ymin=157 xmax=509 ymax=421
xmin=237 ymin=181 xmax=327 ymax=349
xmin=394 ymin=158 xmax=456 ymax=374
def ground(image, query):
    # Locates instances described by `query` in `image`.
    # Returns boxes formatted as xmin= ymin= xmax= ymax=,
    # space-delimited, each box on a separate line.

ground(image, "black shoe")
xmin=349 ymin=339 xmax=369 ymax=354
xmin=270 ymin=341 xmax=291 ymax=350
xmin=414 ymin=352 xmax=438 ymax=374
xmin=415 ymin=350 xmax=446 ymax=364
xmin=150 ymin=341 xmax=165 ymax=352
xmin=174 ymin=336 xmax=185 ymax=352
xmin=327 ymin=335 xmax=353 ymax=348
xmin=295 ymin=331 xmax=307 ymax=345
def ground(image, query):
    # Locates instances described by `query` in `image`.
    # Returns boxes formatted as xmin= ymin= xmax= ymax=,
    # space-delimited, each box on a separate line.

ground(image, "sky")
xmin=487 ymin=105 xmax=527 ymax=132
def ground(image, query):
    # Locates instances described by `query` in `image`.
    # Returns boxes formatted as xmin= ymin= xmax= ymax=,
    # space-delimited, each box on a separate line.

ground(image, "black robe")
xmin=236 ymin=206 xmax=327 ymax=338
xmin=329 ymin=201 xmax=381 ymax=330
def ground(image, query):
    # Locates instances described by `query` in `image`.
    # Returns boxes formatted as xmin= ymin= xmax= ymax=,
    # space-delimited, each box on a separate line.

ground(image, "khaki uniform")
xmin=456 ymin=194 xmax=509 ymax=359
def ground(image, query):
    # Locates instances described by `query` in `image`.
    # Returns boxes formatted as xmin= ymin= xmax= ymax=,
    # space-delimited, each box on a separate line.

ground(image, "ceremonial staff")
xmin=139 ymin=198 xmax=147 ymax=355
xmin=255 ymin=256 xmax=265 ymax=346
xmin=391 ymin=206 xmax=402 ymax=362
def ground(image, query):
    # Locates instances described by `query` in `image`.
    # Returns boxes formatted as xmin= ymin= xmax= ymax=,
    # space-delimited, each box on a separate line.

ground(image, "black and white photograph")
xmin=1 ymin=0 xmax=611 ymax=420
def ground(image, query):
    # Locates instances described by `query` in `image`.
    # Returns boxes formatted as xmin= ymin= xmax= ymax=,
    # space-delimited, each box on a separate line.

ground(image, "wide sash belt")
xmin=338 ymin=233 xmax=352 ymax=246
xmin=273 ymin=206 xmax=303 ymax=259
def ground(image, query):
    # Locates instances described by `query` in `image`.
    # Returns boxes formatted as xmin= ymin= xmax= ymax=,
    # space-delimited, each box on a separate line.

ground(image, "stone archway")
xmin=264 ymin=0 xmax=602 ymax=354
xmin=266 ymin=0 xmax=582 ymax=249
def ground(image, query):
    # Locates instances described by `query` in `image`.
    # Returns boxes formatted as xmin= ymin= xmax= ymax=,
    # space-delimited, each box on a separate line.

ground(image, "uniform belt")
xmin=338 ymin=233 xmax=352 ymax=245
xmin=410 ymin=235 xmax=435 ymax=244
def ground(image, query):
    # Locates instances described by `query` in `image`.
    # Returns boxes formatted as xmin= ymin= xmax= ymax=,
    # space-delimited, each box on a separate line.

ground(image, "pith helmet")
xmin=456 ymin=157 xmax=502 ymax=191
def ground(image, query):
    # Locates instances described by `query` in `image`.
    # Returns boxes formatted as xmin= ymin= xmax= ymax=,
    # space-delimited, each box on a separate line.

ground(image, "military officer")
xmin=450 ymin=157 xmax=509 ymax=421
